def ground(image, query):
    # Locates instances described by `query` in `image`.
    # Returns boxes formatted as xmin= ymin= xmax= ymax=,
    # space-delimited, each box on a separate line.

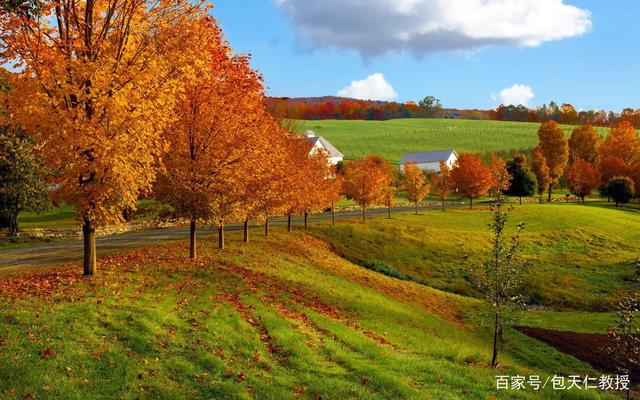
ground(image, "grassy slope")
xmin=298 ymin=118 xmax=610 ymax=162
xmin=0 ymin=231 xmax=617 ymax=400
xmin=310 ymin=202 xmax=639 ymax=311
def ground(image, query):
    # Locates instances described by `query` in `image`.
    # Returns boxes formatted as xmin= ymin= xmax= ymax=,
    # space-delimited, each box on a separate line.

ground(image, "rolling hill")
xmin=310 ymin=202 xmax=639 ymax=311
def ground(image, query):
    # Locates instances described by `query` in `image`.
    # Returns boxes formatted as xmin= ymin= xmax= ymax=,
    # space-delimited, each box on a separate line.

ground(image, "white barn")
xmin=302 ymin=131 xmax=344 ymax=166
xmin=400 ymin=150 xmax=458 ymax=173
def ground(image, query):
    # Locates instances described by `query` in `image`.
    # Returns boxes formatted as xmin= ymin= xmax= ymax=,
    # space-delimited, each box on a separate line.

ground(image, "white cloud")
xmin=497 ymin=84 xmax=535 ymax=106
xmin=337 ymin=73 xmax=398 ymax=101
xmin=276 ymin=0 xmax=592 ymax=57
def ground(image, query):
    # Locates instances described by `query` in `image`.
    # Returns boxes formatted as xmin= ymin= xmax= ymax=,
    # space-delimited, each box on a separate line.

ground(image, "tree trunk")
xmin=7 ymin=213 xmax=18 ymax=237
xmin=469 ymin=198 xmax=473 ymax=209
xmin=442 ymin=198 xmax=445 ymax=212
xmin=362 ymin=206 xmax=366 ymax=223
xmin=547 ymin=186 xmax=552 ymax=202
xmin=415 ymin=201 xmax=418 ymax=215
xmin=218 ymin=222 xmax=225 ymax=249
xmin=265 ymin=217 xmax=269 ymax=236
xmin=331 ymin=203 xmax=335 ymax=226
xmin=519 ymin=196 xmax=522 ymax=205
xmin=82 ymin=217 xmax=97 ymax=276
xmin=491 ymin=311 xmax=500 ymax=368
xmin=287 ymin=214 xmax=292 ymax=232
xmin=387 ymin=205 xmax=391 ymax=219
xmin=304 ymin=211 xmax=308 ymax=229
xmin=243 ymin=219 xmax=249 ymax=243
xmin=189 ymin=218 xmax=197 ymax=259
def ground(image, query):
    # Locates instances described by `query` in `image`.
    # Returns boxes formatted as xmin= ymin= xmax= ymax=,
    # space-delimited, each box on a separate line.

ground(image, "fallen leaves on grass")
xmin=41 ymin=348 xmax=52 ymax=359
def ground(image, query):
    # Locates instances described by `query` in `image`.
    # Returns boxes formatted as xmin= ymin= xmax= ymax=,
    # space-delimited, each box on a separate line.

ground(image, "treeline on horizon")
xmin=267 ymin=96 xmax=640 ymax=128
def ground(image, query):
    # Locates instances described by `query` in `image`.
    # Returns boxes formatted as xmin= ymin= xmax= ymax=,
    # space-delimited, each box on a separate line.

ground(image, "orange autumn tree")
xmin=531 ymin=148 xmax=551 ymax=202
xmin=487 ymin=154 xmax=512 ymax=200
xmin=319 ymin=166 xmax=344 ymax=226
xmin=597 ymin=156 xmax=628 ymax=201
xmin=600 ymin=120 xmax=639 ymax=166
xmin=277 ymin=134 xmax=340 ymax=231
xmin=401 ymin=163 xmax=430 ymax=214
xmin=1 ymin=0 xmax=209 ymax=274
xmin=566 ymin=160 xmax=601 ymax=203
xmin=155 ymin=35 xmax=271 ymax=252
xmin=431 ymin=160 xmax=454 ymax=211
xmin=568 ymin=125 xmax=601 ymax=164
xmin=450 ymin=153 xmax=492 ymax=209
xmin=343 ymin=156 xmax=392 ymax=222
xmin=281 ymin=136 xmax=313 ymax=232
xmin=299 ymin=149 xmax=340 ymax=229
xmin=246 ymin=122 xmax=290 ymax=239
xmin=534 ymin=121 xmax=569 ymax=202
xmin=598 ymin=120 xmax=639 ymax=200
xmin=382 ymin=184 xmax=397 ymax=219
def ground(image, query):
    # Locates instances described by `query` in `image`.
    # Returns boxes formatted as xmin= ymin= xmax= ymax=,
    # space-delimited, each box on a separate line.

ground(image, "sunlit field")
xmin=299 ymin=119 xmax=612 ymax=162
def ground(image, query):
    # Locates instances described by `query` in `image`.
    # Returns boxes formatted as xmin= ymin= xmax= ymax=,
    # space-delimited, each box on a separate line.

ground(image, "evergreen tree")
xmin=503 ymin=155 xmax=535 ymax=204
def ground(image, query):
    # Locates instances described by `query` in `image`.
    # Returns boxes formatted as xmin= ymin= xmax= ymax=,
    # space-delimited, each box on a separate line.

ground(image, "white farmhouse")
xmin=400 ymin=150 xmax=458 ymax=173
xmin=302 ymin=130 xmax=344 ymax=166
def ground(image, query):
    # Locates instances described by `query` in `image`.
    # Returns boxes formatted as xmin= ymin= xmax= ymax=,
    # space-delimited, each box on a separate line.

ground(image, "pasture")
xmin=298 ymin=118 xmax=611 ymax=162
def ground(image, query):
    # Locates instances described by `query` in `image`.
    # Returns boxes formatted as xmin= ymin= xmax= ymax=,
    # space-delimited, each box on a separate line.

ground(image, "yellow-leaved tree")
xmin=431 ymin=160 xmax=454 ymax=212
xmin=343 ymin=156 xmax=393 ymax=222
xmin=1 ymin=0 xmax=210 ymax=274
xmin=400 ymin=163 xmax=430 ymax=214
xmin=534 ymin=121 xmax=569 ymax=202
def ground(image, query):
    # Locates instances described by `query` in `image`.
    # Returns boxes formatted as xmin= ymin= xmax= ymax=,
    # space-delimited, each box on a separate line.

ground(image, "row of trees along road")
xmin=341 ymin=151 xmax=521 ymax=220
xmin=531 ymin=120 xmax=640 ymax=204
xmin=0 ymin=0 xmax=341 ymax=275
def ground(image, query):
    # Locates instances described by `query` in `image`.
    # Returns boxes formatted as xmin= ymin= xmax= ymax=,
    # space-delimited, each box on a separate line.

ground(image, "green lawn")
xmin=0 ymin=230 xmax=618 ymax=399
xmin=298 ymin=118 xmax=611 ymax=162
xmin=310 ymin=201 xmax=639 ymax=311
xmin=15 ymin=199 xmax=164 ymax=231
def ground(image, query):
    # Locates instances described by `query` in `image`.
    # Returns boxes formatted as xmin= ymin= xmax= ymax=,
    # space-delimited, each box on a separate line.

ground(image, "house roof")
xmin=400 ymin=149 xmax=457 ymax=165
xmin=304 ymin=135 xmax=344 ymax=158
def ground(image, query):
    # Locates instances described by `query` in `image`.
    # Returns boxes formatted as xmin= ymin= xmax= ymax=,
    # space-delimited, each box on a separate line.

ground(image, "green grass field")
xmin=0 ymin=226 xmax=620 ymax=399
xmin=298 ymin=118 xmax=611 ymax=162
xmin=310 ymin=201 xmax=640 ymax=311
xmin=16 ymin=200 xmax=161 ymax=230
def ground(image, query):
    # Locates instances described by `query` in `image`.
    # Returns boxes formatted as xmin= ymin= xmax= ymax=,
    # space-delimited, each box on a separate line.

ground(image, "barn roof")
xmin=400 ymin=149 xmax=457 ymax=165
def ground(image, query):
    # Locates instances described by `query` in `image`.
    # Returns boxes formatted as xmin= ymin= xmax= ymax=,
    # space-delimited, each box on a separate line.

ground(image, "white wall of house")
xmin=309 ymin=141 xmax=343 ymax=165
xmin=401 ymin=152 xmax=457 ymax=172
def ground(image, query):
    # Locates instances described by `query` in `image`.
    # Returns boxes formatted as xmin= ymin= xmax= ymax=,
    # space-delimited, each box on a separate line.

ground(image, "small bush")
xmin=361 ymin=260 xmax=412 ymax=281
xmin=607 ymin=177 xmax=634 ymax=206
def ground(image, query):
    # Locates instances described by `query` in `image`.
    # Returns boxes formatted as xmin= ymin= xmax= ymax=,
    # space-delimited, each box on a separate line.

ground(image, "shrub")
xmin=607 ymin=177 xmax=635 ymax=206
xmin=361 ymin=260 xmax=411 ymax=281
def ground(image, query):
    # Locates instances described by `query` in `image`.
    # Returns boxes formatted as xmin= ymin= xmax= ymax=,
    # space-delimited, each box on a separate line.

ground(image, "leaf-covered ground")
xmin=0 ymin=229 xmax=620 ymax=399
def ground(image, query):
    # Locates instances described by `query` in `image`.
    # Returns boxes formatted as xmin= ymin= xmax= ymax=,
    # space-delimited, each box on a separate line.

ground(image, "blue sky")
xmin=211 ymin=1 xmax=640 ymax=111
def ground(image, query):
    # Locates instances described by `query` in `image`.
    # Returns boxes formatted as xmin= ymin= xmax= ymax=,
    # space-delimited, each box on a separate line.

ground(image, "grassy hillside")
xmin=310 ymin=202 xmax=639 ymax=311
xmin=0 ymin=231 xmax=618 ymax=399
xmin=298 ymin=118 xmax=610 ymax=162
